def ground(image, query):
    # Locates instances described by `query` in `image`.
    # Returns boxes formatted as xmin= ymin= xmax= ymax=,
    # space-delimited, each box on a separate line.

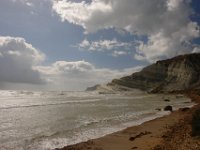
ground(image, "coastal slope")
xmin=97 ymin=53 xmax=200 ymax=93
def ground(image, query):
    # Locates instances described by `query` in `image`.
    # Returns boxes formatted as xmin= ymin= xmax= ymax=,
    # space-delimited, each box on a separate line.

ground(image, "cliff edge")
xmin=108 ymin=53 xmax=200 ymax=93
xmin=87 ymin=53 xmax=200 ymax=93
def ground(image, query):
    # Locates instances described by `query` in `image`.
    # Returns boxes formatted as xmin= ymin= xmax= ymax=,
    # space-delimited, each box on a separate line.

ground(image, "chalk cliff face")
xmin=107 ymin=53 xmax=200 ymax=93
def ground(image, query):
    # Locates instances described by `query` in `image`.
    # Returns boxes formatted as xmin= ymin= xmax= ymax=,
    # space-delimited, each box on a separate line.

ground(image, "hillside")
xmin=87 ymin=53 xmax=200 ymax=93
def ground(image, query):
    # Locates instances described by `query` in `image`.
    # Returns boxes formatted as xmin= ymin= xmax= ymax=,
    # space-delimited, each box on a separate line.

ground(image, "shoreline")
xmin=56 ymin=93 xmax=199 ymax=150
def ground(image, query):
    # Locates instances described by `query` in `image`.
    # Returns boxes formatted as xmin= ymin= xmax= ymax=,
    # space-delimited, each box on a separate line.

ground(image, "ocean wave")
xmin=25 ymin=110 xmax=170 ymax=150
xmin=0 ymin=99 xmax=102 ymax=110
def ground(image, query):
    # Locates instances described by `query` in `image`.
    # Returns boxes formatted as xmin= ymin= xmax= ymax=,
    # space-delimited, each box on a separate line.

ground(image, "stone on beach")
xmin=164 ymin=106 xmax=173 ymax=111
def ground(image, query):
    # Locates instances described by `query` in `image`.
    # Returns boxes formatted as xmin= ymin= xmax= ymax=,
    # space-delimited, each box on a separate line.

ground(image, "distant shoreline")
xmin=56 ymin=92 xmax=200 ymax=150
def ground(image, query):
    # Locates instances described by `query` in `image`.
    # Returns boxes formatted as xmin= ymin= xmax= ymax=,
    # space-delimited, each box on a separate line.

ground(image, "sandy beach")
xmin=56 ymin=92 xmax=200 ymax=150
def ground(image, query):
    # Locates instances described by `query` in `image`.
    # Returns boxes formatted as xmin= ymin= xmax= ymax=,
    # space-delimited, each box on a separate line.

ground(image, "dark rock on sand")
xmin=180 ymin=107 xmax=190 ymax=112
xmin=164 ymin=106 xmax=173 ymax=111
xmin=129 ymin=131 xmax=152 ymax=141
xmin=164 ymin=99 xmax=170 ymax=102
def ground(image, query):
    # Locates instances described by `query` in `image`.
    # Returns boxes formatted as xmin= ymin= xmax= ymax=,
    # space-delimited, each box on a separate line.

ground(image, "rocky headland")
xmin=87 ymin=53 xmax=200 ymax=93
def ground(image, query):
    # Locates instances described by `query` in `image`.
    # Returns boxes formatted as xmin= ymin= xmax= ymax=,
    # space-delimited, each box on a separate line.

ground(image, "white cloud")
xmin=36 ymin=60 xmax=95 ymax=78
xmin=192 ymin=47 xmax=200 ymax=53
xmin=53 ymin=0 xmax=200 ymax=62
xmin=53 ymin=0 xmax=112 ymax=32
xmin=79 ymin=39 xmax=90 ymax=48
xmin=78 ymin=39 xmax=133 ymax=52
xmin=135 ymin=22 xmax=200 ymax=62
xmin=0 ymin=36 xmax=45 ymax=84
xmin=36 ymin=60 xmax=143 ymax=90
xmin=112 ymin=51 xmax=128 ymax=57
xmin=26 ymin=2 xmax=34 ymax=7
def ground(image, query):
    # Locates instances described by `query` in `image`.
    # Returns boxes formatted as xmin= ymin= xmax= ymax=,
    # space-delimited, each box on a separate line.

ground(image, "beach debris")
xmin=131 ymin=146 xmax=138 ymax=149
xmin=180 ymin=107 xmax=190 ymax=112
xmin=129 ymin=131 xmax=152 ymax=141
xmin=164 ymin=106 xmax=173 ymax=111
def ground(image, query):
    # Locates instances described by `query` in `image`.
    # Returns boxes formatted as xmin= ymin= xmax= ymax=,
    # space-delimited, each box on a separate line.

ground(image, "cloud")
xmin=78 ymin=39 xmax=133 ymax=52
xmin=36 ymin=60 xmax=143 ymax=90
xmin=192 ymin=46 xmax=200 ymax=53
xmin=112 ymin=51 xmax=128 ymax=57
xmin=135 ymin=22 xmax=200 ymax=62
xmin=53 ymin=0 xmax=200 ymax=62
xmin=0 ymin=36 xmax=45 ymax=84
xmin=52 ymin=0 xmax=112 ymax=32
xmin=52 ymin=0 xmax=192 ymax=34
xmin=0 ymin=36 xmax=142 ymax=90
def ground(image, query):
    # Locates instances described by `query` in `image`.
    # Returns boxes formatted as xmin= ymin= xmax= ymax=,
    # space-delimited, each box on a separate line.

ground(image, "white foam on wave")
xmin=27 ymin=111 xmax=171 ymax=150
xmin=0 ymin=98 xmax=103 ymax=110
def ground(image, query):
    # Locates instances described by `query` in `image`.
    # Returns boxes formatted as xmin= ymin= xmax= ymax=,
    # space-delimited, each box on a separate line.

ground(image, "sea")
xmin=0 ymin=90 xmax=195 ymax=150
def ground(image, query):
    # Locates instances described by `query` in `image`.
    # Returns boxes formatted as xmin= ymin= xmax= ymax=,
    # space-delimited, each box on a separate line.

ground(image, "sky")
xmin=0 ymin=0 xmax=199 ymax=91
